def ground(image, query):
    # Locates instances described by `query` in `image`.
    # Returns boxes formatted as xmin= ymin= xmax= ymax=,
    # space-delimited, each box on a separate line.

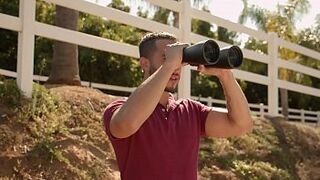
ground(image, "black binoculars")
xmin=182 ymin=40 xmax=243 ymax=69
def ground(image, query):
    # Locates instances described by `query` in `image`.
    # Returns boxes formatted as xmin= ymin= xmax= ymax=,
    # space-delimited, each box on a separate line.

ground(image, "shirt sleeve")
xmin=103 ymin=98 xmax=127 ymax=141
xmin=189 ymin=99 xmax=211 ymax=137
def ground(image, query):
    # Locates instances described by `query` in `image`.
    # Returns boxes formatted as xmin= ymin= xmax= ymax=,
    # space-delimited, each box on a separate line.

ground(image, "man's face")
xmin=146 ymin=39 xmax=182 ymax=93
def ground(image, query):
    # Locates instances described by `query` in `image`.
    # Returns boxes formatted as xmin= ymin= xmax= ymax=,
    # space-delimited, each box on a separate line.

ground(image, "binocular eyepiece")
xmin=182 ymin=40 xmax=243 ymax=69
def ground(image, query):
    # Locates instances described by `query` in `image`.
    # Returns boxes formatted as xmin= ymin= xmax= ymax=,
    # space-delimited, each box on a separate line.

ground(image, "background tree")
xmin=78 ymin=0 xmax=144 ymax=96
xmin=0 ymin=0 xmax=19 ymax=72
xmin=0 ymin=0 xmax=319 ymax=111
xmin=46 ymin=6 xmax=81 ymax=85
xmin=239 ymin=0 xmax=312 ymax=118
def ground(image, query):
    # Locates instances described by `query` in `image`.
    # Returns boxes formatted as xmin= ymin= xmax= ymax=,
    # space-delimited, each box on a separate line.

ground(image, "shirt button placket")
xmin=162 ymin=108 xmax=168 ymax=120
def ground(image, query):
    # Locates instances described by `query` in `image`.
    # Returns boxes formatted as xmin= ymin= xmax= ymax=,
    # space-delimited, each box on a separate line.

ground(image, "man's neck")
xmin=159 ymin=92 xmax=170 ymax=107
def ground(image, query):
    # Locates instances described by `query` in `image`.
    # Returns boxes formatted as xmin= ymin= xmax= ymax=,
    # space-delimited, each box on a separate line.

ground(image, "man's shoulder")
xmin=179 ymin=98 xmax=204 ymax=106
xmin=103 ymin=97 xmax=127 ymax=115
xmin=111 ymin=97 xmax=127 ymax=103
xmin=177 ymin=98 xmax=211 ymax=112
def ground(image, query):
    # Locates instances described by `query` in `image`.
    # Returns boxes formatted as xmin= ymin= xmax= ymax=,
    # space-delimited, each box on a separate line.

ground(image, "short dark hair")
xmin=139 ymin=32 xmax=177 ymax=59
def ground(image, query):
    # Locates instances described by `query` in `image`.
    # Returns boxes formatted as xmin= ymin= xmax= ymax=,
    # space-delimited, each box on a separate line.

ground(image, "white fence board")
xmin=82 ymin=82 xmax=135 ymax=92
xmin=232 ymin=70 xmax=269 ymax=85
xmin=304 ymin=110 xmax=319 ymax=115
xmin=191 ymin=8 xmax=268 ymax=41
xmin=146 ymin=0 xmax=182 ymax=12
xmin=279 ymin=38 xmax=320 ymax=62
xmin=278 ymin=58 xmax=320 ymax=79
xmin=35 ymin=22 xmax=139 ymax=58
xmin=288 ymin=115 xmax=318 ymax=121
xmin=190 ymin=65 xmax=269 ymax=85
xmin=249 ymin=104 xmax=268 ymax=109
xmin=0 ymin=69 xmax=17 ymax=78
xmin=277 ymin=80 xmax=320 ymax=97
xmin=44 ymin=0 xmax=180 ymax=35
xmin=0 ymin=13 xmax=21 ymax=31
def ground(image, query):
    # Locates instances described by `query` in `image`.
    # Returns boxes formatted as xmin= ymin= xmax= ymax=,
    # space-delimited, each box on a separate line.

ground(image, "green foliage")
xmin=0 ymin=28 xmax=18 ymax=71
xmin=33 ymin=0 xmax=55 ymax=76
xmin=217 ymin=26 xmax=237 ymax=44
xmin=36 ymin=0 xmax=55 ymax=24
xmin=198 ymin=119 xmax=304 ymax=179
xmin=233 ymin=160 xmax=291 ymax=180
xmin=30 ymin=139 xmax=68 ymax=164
xmin=153 ymin=8 xmax=170 ymax=25
xmin=239 ymin=0 xmax=320 ymax=110
xmin=0 ymin=0 xmax=18 ymax=16
xmin=108 ymin=0 xmax=130 ymax=13
xmin=191 ymin=71 xmax=217 ymax=97
xmin=18 ymin=83 xmax=70 ymax=139
xmin=192 ymin=19 xmax=215 ymax=38
xmin=78 ymin=11 xmax=144 ymax=88
xmin=0 ymin=79 xmax=22 ymax=107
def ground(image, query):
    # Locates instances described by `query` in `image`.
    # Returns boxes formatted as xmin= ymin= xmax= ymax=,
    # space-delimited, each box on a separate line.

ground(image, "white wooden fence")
xmin=0 ymin=0 xmax=320 ymax=124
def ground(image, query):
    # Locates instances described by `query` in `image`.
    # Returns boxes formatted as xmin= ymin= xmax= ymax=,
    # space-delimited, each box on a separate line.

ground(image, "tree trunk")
xmin=47 ymin=6 xmax=81 ymax=85
xmin=173 ymin=12 xmax=179 ymax=28
xmin=280 ymin=88 xmax=289 ymax=120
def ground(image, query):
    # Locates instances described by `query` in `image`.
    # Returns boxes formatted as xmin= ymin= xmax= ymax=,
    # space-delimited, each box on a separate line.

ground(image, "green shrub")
xmin=0 ymin=79 xmax=22 ymax=107
xmin=233 ymin=160 xmax=291 ymax=180
xmin=18 ymin=83 xmax=71 ymax=140
xmin=30 ymin=139 xmax=68 ymax=164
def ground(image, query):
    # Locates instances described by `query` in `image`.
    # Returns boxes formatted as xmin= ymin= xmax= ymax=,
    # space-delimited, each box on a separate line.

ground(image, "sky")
xmin=208 ymin=0 xmax=320 ymax=30
xmin=91 ymin=0 xmax=319 ymax=30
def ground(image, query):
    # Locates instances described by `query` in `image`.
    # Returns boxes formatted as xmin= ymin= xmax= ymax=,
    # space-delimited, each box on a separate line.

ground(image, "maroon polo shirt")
xmin=103 ymin=94 xmax=211 ymax=180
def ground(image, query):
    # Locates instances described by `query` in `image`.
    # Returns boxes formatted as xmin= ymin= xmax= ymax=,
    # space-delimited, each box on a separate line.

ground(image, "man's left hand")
xmin=197 ymin=65 xmax=232 ymax=79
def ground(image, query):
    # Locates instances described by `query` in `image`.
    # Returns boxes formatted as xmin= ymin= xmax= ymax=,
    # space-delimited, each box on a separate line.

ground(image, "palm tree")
xmin=239 ymin=0 xmax=310 ymax=120
xmin=46 ymin=6 xmax=81 ymax=85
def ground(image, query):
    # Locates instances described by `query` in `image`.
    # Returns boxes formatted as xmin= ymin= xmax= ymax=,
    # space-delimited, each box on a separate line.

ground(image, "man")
xmin=103 ymin=32 xmax=253 ymax=180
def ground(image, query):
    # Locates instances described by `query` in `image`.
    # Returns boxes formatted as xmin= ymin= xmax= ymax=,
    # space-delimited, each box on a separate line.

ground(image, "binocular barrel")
xmin=182 ymin=40 xmax=220 ymax=65
xmin=182 ymin=40 xmax=243 ymax=69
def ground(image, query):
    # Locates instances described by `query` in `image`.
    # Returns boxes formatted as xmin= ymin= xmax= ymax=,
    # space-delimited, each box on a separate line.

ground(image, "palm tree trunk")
xmin=280 ymin=88 xmax=289 ymax=120
xmin=173 ymin=12 xmax=179 ymax=28
xmin=47 ymin=6 xmax=81 ymax=85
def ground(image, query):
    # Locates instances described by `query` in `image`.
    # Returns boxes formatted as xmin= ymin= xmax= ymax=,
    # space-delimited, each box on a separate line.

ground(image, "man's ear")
xmin=139 ymin=57 xmax=150 ymax=74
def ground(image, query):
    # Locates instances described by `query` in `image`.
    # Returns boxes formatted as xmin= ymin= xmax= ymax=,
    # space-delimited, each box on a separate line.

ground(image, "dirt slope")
xmin=0 ymin=85 xmax=319 ymax=179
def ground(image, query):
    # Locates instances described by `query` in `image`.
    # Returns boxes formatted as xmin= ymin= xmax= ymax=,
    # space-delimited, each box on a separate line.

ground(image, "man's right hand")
xmin=163 ymin=42 xmax=189 ymax=71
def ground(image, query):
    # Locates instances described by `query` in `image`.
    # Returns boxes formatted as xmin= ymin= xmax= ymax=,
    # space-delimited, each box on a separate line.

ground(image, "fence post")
xmin=178 ymin=0 xmax=191 ymax=99
xmin=207 ymin=96 xmax=213 ymax=107
xmin=259 ymin=103 xmax=265 ymax=118
xmin=301 ymin=109 xmax=305 ymax=123
xmin=17 ymin=0 xmax=36 ymax=98
xmin=317 ymin=111 xmax=320 ymax=127
xmin=267 ymin=32 xmax=279 ymax=116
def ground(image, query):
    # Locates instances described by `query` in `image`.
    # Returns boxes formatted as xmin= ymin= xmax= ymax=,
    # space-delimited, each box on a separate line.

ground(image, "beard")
xmin=164 ymin=87 xmax=177 ymax=93
xmin=149 ymin=66 xmax=178 ymax=93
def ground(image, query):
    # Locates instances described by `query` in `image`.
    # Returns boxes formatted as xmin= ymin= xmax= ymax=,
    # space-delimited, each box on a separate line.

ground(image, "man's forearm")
xmin=112 ymin=64 xmax=174 ymax=134
xmin=219 ymin=71 xmax=252 ymax=130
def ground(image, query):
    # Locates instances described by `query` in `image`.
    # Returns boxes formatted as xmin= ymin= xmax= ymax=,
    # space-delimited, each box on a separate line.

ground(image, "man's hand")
xmin=109 ymin=42 xmax=189 ymax=138
xmin=197 ymin=64 xmax=232 ymax=78
xmin=163 ymin=42 xmax=189 ymax=71
xmin=197 ymin=65 xmax=253 ymax=138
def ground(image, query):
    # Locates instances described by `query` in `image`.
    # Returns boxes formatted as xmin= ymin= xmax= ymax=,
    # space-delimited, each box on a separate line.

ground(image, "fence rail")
xmin=0 ymin=0 xmax=319 ymax=125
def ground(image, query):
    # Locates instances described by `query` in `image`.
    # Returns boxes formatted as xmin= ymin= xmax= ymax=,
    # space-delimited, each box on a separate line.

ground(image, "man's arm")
xmin=198 ymin=66 xmax=253 ymax=137
xmin=109 ymin=43 xmax=187 ymax=138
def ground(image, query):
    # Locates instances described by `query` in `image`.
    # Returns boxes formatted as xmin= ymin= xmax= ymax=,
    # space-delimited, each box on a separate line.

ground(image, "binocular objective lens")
xmin=203 ymin=43 xmax=217 ymax=63
xmin=229 ymin=49 xmax=237 ymax=65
